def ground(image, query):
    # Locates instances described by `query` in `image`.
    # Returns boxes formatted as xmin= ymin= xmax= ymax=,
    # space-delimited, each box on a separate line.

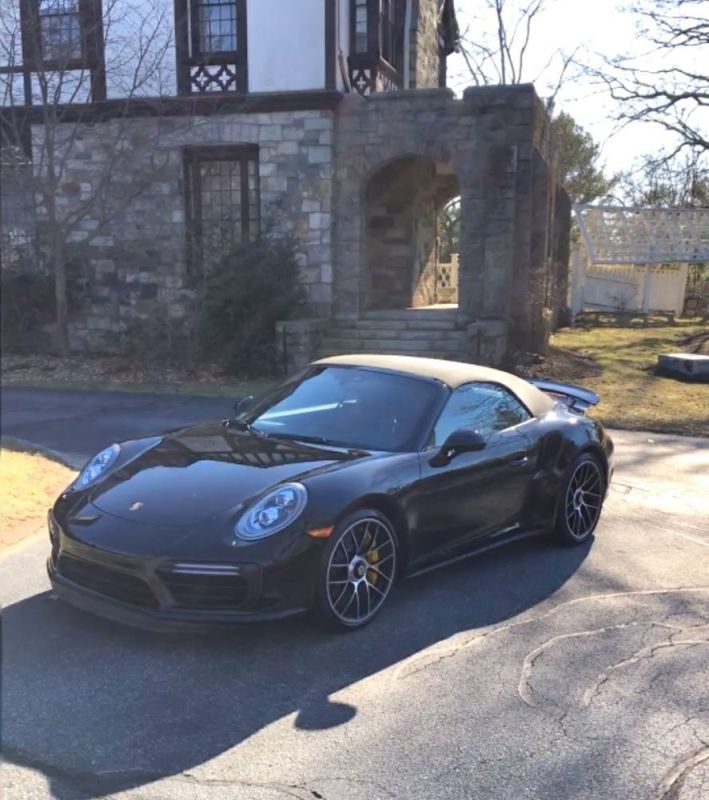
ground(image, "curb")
xmin=1 ymin=436 xmax=80 ymax=470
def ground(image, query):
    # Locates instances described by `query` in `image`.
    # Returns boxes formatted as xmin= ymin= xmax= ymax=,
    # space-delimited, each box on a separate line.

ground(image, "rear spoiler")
xmin=528 ymin=379 xmax=599 ymax=414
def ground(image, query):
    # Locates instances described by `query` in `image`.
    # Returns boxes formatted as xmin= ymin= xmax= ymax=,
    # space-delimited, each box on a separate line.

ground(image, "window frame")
xmin=183 ymin=144 xmax=260 ymax=275
xmin=427 ymin=381 xmax=534 ymax=449
xmin=38 ymin=0 xmax=83 ymax=62
xmin=190 ymin=0 xmax=240 ymax=58
xmin=21 ymin=0 xmax=103 ymax=72
xmin=348 ymin=0 xmax=405 ymax=95
xmin=174 ymin=0 xmax=247 ymax=94
xmin=351 ymin=0 xmax=371 ymax=55
xmin=379 ymin=0 xmax=403 ymax=72
xmin=349 ymin=0 xmax=405 ymax=69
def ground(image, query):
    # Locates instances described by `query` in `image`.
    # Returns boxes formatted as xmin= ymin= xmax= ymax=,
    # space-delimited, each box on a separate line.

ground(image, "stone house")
xmin=0 ymin=0 xmax=569 ymax=370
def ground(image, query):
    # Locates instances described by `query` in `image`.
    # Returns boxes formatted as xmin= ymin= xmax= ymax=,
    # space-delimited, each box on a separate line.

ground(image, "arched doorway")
xmin=363 ymin=156 xmax=461 ymax=311
xmin=436 ymin=196 xmax=461 ymax=304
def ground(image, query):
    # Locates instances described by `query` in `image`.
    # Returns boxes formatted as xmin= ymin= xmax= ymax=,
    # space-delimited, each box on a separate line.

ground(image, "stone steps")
xmin=359 ymin=308 xmax=460 ymax=322
xmin=320 ymin=323 xmax=467 ymax=340
xmin=319 ymin=338 xmax=468 ymax=352
xmin=317 ymin=312 xmax=472 ymax=361
xmin=329 ymin=317 xmax=464 ymax=332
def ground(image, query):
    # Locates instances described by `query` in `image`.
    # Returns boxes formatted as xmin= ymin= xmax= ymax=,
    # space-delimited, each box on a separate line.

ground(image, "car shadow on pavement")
xmin=2 ymin=535 xmax=591 ymax=798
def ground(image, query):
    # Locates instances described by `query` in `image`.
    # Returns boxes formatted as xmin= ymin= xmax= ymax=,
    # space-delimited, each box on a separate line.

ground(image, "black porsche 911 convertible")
xmin=48 ymin=355 xmax=614 ymax=631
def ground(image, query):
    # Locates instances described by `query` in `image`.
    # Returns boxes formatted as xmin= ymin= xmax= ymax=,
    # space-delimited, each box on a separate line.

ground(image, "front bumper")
xmin=48 ymin=513 xmax=319 ymax=632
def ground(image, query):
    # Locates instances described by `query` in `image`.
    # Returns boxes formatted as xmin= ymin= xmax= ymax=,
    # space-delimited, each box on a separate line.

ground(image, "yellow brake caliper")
xmin=365 ymin=531 xmax=380 ymax=585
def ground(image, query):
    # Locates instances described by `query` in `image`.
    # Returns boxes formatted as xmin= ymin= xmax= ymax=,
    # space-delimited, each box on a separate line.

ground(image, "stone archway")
xmin=319 ymin=87 xmax=571 ymax=368
xmin=363 ymin=155 xmax=460 ymax=311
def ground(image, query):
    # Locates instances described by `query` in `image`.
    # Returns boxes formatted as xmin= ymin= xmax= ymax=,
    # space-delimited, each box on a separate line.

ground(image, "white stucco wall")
xmin=247 ymin=0 xmax=325 ymax=92
xmin=1 ymin=0 xmax=333 ymax=103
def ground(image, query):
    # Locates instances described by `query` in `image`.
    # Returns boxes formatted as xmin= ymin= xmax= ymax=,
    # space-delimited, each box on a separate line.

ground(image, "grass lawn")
xmin=0 ymin=449 xmax=75 ymax=550
xmin=543 ymin=321 xmax=709 ymax=438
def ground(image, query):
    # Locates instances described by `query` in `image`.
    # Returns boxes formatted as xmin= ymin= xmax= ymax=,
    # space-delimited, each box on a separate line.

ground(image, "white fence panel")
xmin=570 ymin=249 xmax=688 ymax=315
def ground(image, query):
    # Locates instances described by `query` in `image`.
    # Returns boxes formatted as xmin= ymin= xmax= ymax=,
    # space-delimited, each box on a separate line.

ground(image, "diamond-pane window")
xmin=38 ymin=0 xmax=82 ymax=61
xmin=184 ymin=146 xmax=259 ymax=273
xmin=196 ymin=0 xmax=237 ymax=54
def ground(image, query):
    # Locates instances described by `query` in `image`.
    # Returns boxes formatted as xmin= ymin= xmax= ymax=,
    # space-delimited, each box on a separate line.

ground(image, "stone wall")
xmin=332 ymin=84 xmax=569 ymax=357
xmin=0 ymin=161 xmax=38 ymax=271
xmin=275 ymin=317 xmax=328 ymax=373
xmin=4 ymin=83 xmax=569 ymax=367
xmin=16 ymin=108 xmax=336 ymax=351
xmin=410 ymin=0 xmax=442 ymax=89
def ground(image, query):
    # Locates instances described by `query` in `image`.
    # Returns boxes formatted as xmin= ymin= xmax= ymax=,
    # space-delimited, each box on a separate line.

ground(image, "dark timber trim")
xmin=347 ymin=0 xmax=405 ymax=95
xmin=325 ymin=0 xmax=336 ymax=91
xmin=18 ymin=0 xmax=106 ymax=102
xmin=174 ymin=0 xmax=248 ymax=95
xmin=2 ymin=90 xmax=343 ymax=124
xmin=173 ymin=0 xmax=190 ymax=95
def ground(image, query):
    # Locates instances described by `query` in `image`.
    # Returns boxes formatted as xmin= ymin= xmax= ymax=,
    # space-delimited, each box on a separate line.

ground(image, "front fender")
xmin=301 ymin=452 xmax=420 ymax=536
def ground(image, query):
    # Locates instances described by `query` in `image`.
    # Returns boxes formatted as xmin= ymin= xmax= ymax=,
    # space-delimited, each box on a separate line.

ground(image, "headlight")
xmin=235 ymin=482 xmax=307 ymax=541
xmin=75 ymin=443 xmax=120 ymax=489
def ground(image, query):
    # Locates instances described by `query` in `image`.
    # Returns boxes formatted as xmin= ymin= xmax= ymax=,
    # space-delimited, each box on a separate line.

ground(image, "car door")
xmin=409 ymin=382 xmax=535 ymax=565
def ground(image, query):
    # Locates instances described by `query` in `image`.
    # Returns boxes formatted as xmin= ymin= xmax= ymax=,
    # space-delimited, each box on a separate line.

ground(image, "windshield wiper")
xmin=267 ymin=432 xmax=339 ymax=447
xmin=224 ymin=418 xmax=266 ymax=437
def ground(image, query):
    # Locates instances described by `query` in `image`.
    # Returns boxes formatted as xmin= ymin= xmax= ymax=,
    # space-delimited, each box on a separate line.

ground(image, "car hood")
xmin=88 ymin=421 xmax=366 ymax=527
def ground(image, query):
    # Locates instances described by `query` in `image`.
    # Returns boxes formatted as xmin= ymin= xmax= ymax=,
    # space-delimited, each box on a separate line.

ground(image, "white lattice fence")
xmin=575 ymin=205 xmax=709 ymax=265
xmin=436 ymin=254 xmax=459 ymax=303
xmin=570 ymin=251 xmax=689 ymax=314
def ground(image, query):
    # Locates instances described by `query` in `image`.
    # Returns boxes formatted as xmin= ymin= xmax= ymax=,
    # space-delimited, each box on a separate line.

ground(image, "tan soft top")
xmin=314 ymin=354 xmax=554 ymax=417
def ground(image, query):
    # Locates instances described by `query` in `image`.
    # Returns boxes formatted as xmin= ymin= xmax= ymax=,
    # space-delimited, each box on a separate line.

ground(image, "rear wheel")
xmin=314 ymin=509 xmax=398 ymax=630
xmin=555 ymin=454 xmax=605 ymax=545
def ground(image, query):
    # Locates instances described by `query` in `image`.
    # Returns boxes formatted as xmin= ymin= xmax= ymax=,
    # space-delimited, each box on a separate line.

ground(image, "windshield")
xmin=245 ymin=366 xmax=442 ymax=452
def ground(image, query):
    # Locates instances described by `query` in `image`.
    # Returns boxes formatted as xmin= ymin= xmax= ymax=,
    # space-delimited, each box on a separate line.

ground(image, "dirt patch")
xmin=0 ymin=448 xmax=76 ymax=550
xmin=674 ymin=331 xmax=709 ymax=355
xmin=512 ymin=346 xmax=602 ymax=381
xmin=2 ymin=353 xmax=230 ymax=386
xmin=1 ymin=354 xmax=275 ymax=398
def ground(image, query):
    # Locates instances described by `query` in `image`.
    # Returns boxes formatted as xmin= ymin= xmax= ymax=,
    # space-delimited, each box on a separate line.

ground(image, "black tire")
xmin=554 ymin=453 xmax=606 ymax=545
xmin=313 ymin=509 xmax=398 ymax=631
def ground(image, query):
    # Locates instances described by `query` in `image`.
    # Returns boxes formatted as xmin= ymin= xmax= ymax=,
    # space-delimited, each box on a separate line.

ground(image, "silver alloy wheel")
xmin=564 ymin=459 xmax=603 ymax=540
xmin=325 ymin=517 xmax=396 ymax=625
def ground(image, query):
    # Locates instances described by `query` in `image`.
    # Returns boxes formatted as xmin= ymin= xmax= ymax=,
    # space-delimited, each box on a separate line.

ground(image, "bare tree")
xmin=619 ymin=155 xmax=709 ymax=208
xmin=0 ymin=0 xmax=174 ymax=355
xmin=455 ymin=0 xmax=577 ymax=103
xmin=594 ymin=0 xmax=708 ymax=169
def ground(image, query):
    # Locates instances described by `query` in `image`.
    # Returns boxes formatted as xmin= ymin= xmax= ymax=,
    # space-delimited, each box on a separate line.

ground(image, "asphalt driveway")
xmin=1 ymin=387 xmax=708 ymax=800
xmin=1 ymin=387 xmax=234 ymax=469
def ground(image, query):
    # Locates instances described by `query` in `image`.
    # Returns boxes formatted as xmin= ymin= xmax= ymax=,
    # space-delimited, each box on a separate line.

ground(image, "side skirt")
xmin=406 ymin=526 xmax=549 ymax=579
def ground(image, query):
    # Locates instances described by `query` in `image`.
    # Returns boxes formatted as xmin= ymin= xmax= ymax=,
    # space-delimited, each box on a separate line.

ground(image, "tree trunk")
xmin=52 ymin=234 xmax=70 ymax=357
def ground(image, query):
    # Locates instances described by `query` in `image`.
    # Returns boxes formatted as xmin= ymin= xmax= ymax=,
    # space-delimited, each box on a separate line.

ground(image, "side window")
xmin=432 ymin=382 xmax=531 ymax=445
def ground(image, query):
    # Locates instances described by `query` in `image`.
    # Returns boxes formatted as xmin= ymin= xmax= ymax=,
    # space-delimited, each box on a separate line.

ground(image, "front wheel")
xmin=314 ymin=509 xmax=398 ymax=630
xmin=554 ymin=453 xmax=605 ymax=545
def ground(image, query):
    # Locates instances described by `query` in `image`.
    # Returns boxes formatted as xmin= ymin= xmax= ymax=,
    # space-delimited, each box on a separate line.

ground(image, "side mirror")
xmin=429 ymin=428 xmax=486 ymax=467
xmin=234 ymin=395 xmax=255 ymax=416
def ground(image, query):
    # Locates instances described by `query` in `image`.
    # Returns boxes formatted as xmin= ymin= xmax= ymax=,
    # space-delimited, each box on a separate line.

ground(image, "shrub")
xmin=198 ymin=233 xmax=305 ymax=376
xmin=1 ymin=260 xmax=87 ymax=353
xmin=1 ymin=272 xmax=56 ymax=352
xmin=119 ymin=312 xmax=201 ymax=369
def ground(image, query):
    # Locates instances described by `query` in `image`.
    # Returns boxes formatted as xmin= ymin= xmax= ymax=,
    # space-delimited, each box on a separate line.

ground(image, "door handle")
xmin=508 ymin=454 xmax=528 ymax=468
